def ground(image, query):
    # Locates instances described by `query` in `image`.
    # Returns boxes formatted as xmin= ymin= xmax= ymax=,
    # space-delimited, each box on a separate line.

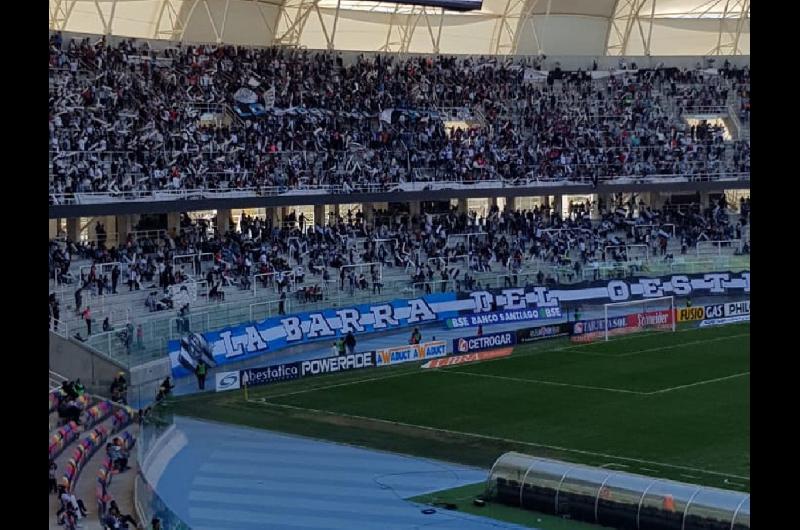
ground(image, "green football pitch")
xmin=165 ymin=322 xmax=750 ymax=499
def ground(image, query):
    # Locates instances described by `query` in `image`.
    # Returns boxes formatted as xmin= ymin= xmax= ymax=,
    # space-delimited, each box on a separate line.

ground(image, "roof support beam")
xmin=510 ymin=0 xmax=543 ymax=55
xmin=219 ymin=0 xmax=231 ymax=43
xmin=379 ymin=5 xmax=426 ymax=54
xmin=731 ymin=0 xmax=749 ymax=54
xmin=607 ymin=0 xmax=649 ymax=56
xmin=179 ymin=0 xmax=202 ymax=42
xmin=380 ymin=5 xmax=400 ymax=52
xmin=713 ymin=0 xmax=732 ymax=54
xmin=93 ymin=0 xmax=108 ymax=37
xmin=488 ymin=0 xmax=536 ymax=55
xmin=50 ymin=0 xmax=79 ymax=31
xmin=707 ymin=0 xmax=749 ymax=55
xmin=644 ymin=0 xmax=656 ymax=55
xmin=434 ymin=8 xmax=445 ymax=54
xmin=202 ymin=0 xmax=222 ymax=43
xmin=274 ymin=0 xmax=320 ymax=46
xmin=314 ymin=4 xmax=334 ymax=50
xmin=253 ymin=1 xmax=276 ymax=39
xmin=328 ymin=0 xmax=342 ymax=51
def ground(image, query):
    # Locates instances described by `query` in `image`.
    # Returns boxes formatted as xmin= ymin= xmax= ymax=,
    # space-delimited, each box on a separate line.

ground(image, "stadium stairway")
xmin=49 ymin=398 xmax=138 ymax=530
xmin=98 ymin=428 xmax=140 ymax=529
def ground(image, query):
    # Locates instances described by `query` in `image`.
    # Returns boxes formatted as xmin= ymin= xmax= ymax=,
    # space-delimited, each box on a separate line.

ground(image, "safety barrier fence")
xmin=50 ymin=253 xmax=749 ymax=370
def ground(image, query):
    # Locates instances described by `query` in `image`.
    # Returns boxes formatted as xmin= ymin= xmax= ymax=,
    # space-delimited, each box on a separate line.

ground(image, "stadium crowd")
xmin=50 ymin=193 xmax=748 ymax=323
xmin=49 ymin=34 xmax=750 ymax=198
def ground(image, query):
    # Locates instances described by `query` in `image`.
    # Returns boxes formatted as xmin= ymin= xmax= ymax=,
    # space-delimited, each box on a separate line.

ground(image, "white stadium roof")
xmin=49 ymin=0 xmax=749 ymax=56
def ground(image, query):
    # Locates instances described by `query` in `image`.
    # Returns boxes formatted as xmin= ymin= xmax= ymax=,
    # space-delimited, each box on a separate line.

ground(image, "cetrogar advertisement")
xmin=375 ymin=341 xmax=448 ymax=367
xmin=453 ymin=331 xmax=516 ymax=354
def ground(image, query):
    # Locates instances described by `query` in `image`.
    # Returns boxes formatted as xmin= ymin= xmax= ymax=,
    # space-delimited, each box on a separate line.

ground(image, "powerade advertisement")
xmin=447 ymin=306 xmax=562 ymax=329
xmin=216 ymin=352 xmax=376 ymax=392
xmin=375 ymin=341 xmax=448 ymax=367
xmin=171 ymin=271 xmax=749 ymax=376
xmin=453 ymin=331 xmax=516 ymax=354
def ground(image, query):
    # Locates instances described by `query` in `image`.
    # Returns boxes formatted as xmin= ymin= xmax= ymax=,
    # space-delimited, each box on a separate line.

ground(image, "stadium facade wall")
xmin=49 ymin=179 xmax=750 ymax=219
xmin=49 ymin=330 xmax=127 ymax=396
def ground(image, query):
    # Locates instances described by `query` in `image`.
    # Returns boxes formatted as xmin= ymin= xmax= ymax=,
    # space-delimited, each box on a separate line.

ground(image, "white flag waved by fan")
xmin=264 ymin=86 xmax=276 ymax=108
xmin=234 ymin=87 xmax=258 ymax=104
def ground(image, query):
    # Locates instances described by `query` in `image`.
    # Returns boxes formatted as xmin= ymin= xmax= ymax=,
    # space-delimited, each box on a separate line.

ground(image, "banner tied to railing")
xmin=167 ymin=271 xmax=749 ymax=377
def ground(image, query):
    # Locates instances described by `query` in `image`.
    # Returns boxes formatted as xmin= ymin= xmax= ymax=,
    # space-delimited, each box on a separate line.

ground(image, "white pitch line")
xmin=442 ymin=370 xmax=648 ymax=395
xmin=616 ymin=333 xmax=749 ymax=357
xmin=566 ymin=333 xmax=750 ymax=358
xmin=557 ymin=324 xmax=736 ymax=351
xmin=646 ymin=372 xmax=750 ymax=394
xmin=260 ymin=335 xmax=750 ymax=401
xmin=252 ymin=399 xmax=750 ymax=481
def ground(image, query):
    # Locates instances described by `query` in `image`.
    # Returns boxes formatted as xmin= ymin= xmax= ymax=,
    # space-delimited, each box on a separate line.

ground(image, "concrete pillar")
xmin=409 ymin=201 xmax=421 ymax=225
xmin=116 ymin=215 xmax=132 ymax=244
xmin=49 ymin=219 xmax=59 ymax=239
xmin=167 ymin=212 xmax=181 ymax=237
xmin=488 ymin=197 xmax=498 ymax=210
xmin=456 ymin=198 xmax=468 ymax=214
xmin=699 ymin=191 xmax=710 ymax=208
xmin=505 ymin=196 xmax=517 ymax=211
xmin=66 ymin=218 xmax=81 ymax=242
xmin=216 ymin=209 xmax=231 ymax=235
xmin=362 ymin=202 xmax=374 ymax=225
xmin=599 ymin=193 xmax=612 ymax=214
xmin=553 ymin=194 xmax=563 ymax=218
xmin=313 ymin=204 xmax=325 ymax=227
xmin=587 ymin=193 xmax=601 ymax=220
xmin=265 ymin=207 xmax=280 ymax=229
xmin=650 ymin=192 xmax=666 ymax=210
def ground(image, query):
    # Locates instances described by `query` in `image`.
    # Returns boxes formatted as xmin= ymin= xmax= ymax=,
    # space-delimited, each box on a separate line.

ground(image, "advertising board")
xmin=447 ymin=307 xmax=562 ymax=329
xmin=516 ymin=323 xmax=570 ymax=343
xmin=453 ymin=331 xmax=516 ymax=354
xmin=375 ymin=341 xmax=448 ymax=367
xmin=301 ymin=352 xmax=375 ymax=376
xmin=421 ymin=348 xmax=513 ymax=369
xmin=170 ymin=271 xmax=749 ymax=377
xmin=571 ymin=310 xmax=673 ymax=343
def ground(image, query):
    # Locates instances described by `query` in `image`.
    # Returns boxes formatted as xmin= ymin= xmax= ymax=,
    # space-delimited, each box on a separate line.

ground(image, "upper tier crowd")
xmin=49 ymin=34 xmax=751 ymax=198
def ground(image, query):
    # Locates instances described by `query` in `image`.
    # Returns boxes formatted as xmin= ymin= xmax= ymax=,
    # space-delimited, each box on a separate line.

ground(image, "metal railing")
xmin=58 ymin=252 xmax=748 ymax=370
xmin=681 ymin=106 xmax=729 ymax=115
xmin=49 ymin=171 xmax=751 ymax=206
